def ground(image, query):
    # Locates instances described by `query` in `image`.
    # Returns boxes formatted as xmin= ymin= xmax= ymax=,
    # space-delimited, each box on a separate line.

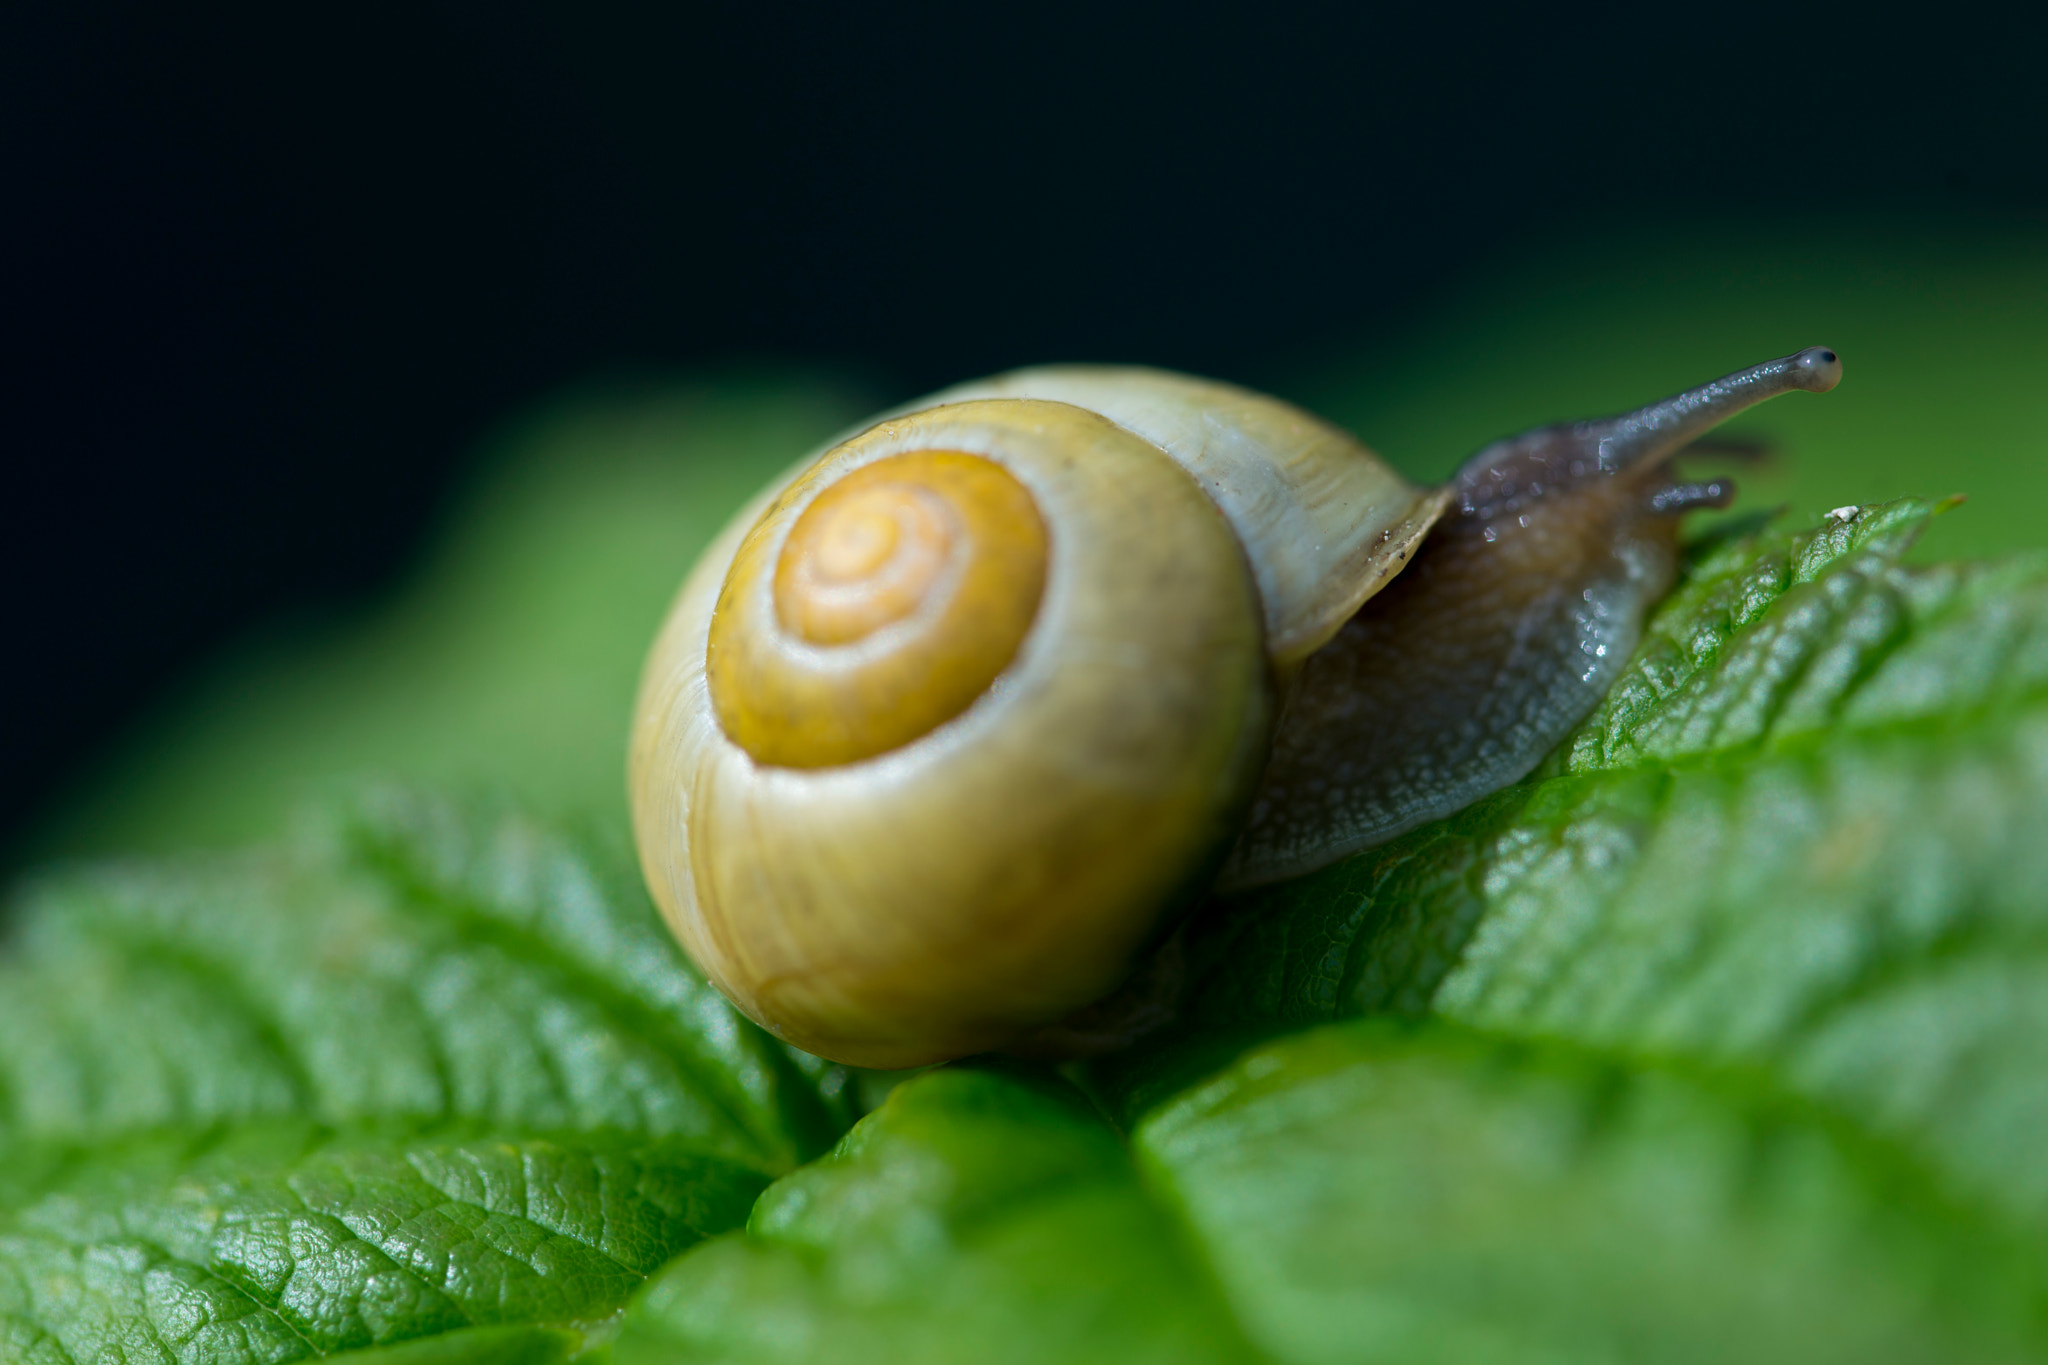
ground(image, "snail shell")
xmin=630 ymin=349 xmax=1842 ymax=1067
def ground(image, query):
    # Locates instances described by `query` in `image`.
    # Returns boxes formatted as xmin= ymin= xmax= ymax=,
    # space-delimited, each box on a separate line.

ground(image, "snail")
xmin=629 ymin=347 xmax=1842 ymax=1068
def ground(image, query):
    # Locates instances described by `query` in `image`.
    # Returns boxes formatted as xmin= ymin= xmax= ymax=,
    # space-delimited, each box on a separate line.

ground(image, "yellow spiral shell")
xmin=630 ymin=373 xmax=1446 ymax=1068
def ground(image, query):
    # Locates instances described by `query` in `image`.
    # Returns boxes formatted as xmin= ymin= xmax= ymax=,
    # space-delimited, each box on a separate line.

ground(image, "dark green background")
xmin=19 ymin=215 xmax=2047 ymax=864
xmin=9 ymin=2 xmax=2047 ymax=863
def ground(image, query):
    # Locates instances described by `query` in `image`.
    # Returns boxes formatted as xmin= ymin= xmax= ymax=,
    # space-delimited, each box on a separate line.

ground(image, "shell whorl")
xmin=707 ymin=451 xmax=1050 ymax=768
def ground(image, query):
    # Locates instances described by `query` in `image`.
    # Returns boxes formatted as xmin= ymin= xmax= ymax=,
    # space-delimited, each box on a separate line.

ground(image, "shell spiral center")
xmin=708 ymin=451 xmax=1049 ymax=768
xmin=776 ymin=477 xmax=955 ymax=645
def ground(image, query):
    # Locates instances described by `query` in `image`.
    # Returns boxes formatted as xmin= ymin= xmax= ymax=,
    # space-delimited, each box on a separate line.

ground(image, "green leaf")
xmin=1136 ymin=1022 xmax=2048 ymax=1364
xmin=1108 ymin=502 xmax=2005 ymax=1031
xmin=1091 ymin=502 xmax=2048 ymax=1238
xmin=1106 ymin=502 xmax=2048 ymax=1222
xmin=621 ymin=1021 xmax=2048 ymax=1364
xmin=611 ymin=1065 xmax=1264 ymax=1365
xmin=1075 ymin=499 xmax=2048 ymax=1350
xmin=608 ymin=501 xmax=2048 ymax=1362
xmin=0 ymin=792 xmax=855 ymax=1362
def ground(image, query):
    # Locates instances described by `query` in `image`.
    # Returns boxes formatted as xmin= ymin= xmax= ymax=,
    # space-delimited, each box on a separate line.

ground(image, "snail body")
xmin=630 ymin=349 xmax=1842 ymax=1068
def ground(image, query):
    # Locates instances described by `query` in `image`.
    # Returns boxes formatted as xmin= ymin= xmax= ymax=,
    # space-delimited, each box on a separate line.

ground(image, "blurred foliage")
xmin=1283 ymin=216 xmax=2047 ymax=564
xmin=24 ymin=377 xmax=869 ymax=862
xmin=23 ymin=216 xmax=2047 ymax=863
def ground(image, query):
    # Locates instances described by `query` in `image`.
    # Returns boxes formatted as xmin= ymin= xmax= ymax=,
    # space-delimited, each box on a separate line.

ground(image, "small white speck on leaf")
xmin=1826 ymin=505 xmax=1860 ymax=524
